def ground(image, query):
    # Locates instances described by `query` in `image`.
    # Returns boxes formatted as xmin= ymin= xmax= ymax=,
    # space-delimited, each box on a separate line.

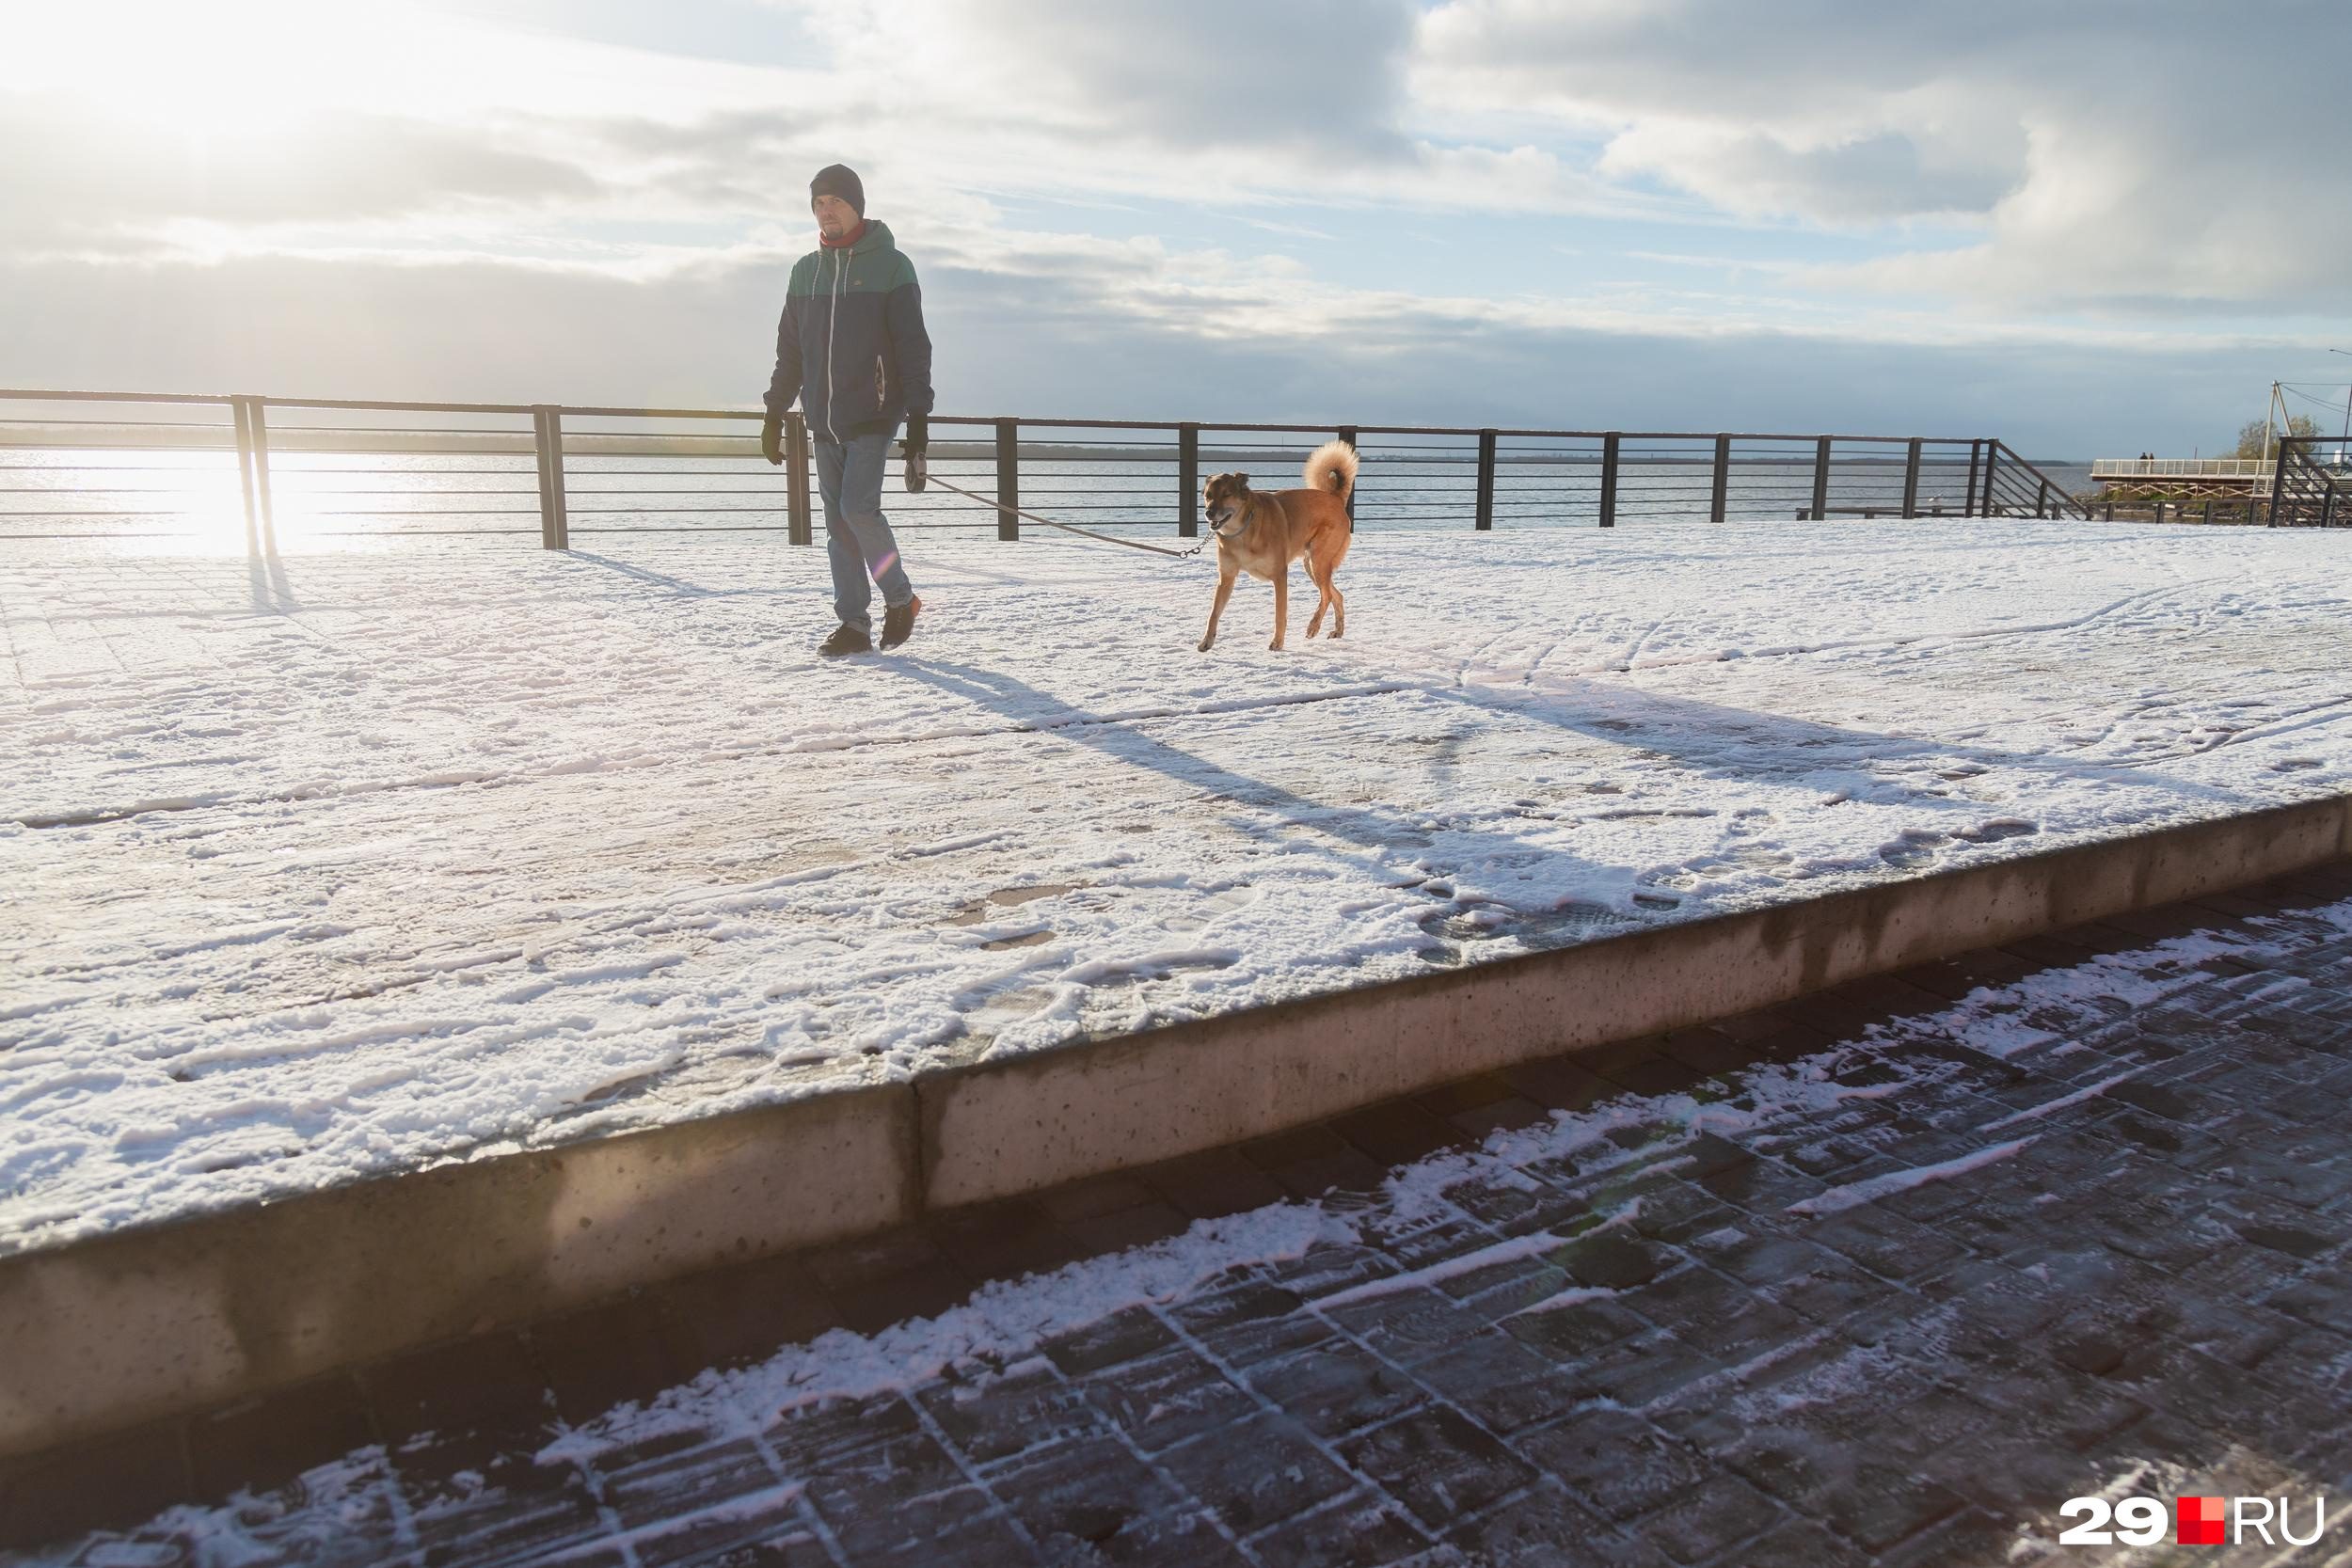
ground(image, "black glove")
xmin=899 ymin=412 xmax=928 ymax=493
xmin=759 ymin=414 xmax=784 ymax=467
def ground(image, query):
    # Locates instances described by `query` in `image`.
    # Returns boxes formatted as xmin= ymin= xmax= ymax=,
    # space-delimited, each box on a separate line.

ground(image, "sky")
xmin=3 ymin=0 xmax=2348 ymax=456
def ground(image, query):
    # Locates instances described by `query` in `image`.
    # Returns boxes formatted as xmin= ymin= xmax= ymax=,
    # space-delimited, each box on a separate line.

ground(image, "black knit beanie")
xmin=809 ymin=164 xmax=866 ymax=216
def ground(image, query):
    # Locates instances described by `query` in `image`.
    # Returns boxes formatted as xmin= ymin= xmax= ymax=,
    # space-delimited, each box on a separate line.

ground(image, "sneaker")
xmin=880 ymin=595 xmax=922 ymax=649
xmin=818 ymin=623 xmax=872 ymax=657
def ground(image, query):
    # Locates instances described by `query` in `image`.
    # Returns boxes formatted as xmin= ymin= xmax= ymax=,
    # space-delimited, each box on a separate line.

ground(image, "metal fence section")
xmin=2268 ymin=437 xmax=2351 ymax=529
xmin=243 ymin=397 xmax=544 ymax=542
xmin=0 ymin=390 xmax=243 ymax=544
xmin=0 ymin=388 xmax=2096 ymax=548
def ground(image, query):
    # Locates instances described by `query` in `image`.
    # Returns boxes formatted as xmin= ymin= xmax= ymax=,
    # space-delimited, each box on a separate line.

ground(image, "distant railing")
xmin=0 ymin=387 xmax=2094 ymax=549
xmin=2090 ymin=457 xmax=2276 ymax=480
xmin=2268 ymin=437 xmax=2352 ymax=529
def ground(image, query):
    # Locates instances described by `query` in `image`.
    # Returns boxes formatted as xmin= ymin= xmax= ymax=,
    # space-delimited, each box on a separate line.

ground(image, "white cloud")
xmin=0 ymin=241 xmax=2292 ymax=454
xmin=1413 ymin=0 xmax=2352 ymax=308
xmin=0 ymin=99 xmax=607 ymax=248
xmin=1596 ymin=122 xmax=2010 ymax=225
xmin=799 ymin=0 xmax=1419 ymax=155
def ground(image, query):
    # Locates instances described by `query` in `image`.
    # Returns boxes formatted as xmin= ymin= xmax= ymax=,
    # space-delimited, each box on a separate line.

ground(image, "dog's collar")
xmin=1214 ymin=492 xmax=1281 ymax=540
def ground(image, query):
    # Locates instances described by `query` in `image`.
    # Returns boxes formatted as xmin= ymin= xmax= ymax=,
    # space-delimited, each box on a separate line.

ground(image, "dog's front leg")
xmin=1199 ymin=567 xmax=1238 ymax=652
xmin=1269 ymin=565 xmax=1288 ymax=651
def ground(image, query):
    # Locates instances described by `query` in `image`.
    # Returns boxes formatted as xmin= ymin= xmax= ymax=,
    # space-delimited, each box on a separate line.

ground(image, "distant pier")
xmin=2090 ymin=456 xmax=2274 ymax=499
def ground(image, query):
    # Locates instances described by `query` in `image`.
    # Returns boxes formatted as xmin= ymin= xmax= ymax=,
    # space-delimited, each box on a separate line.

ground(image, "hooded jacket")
xmin=762 ymin=219 xmax=935 ymax=442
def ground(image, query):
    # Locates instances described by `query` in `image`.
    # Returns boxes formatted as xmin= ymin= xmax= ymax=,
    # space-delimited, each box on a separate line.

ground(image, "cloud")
xmin=0 ymin=97 xmax=607 ymax=248
xmin=749 ymin=0 xmax=1651 ymax=220
xmin=1413 ymin=0 xmax=2352 ymax=308
xmin=0 ymin=0 xmax=1643 ymax=274
xmin=0 ymin=225 xmax=2298 ymax=457
xmin=2 ymin=0 xmax=2334 ymax=461
xmin=1597 ymin=124 xmax=2011 ymax=225
xmin=799 ymin=0 xmax=1420 ymax=158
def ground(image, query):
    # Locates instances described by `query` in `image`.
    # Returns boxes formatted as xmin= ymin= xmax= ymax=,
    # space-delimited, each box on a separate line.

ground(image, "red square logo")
xmin=2178 ymin=1496 xmax=2226 ymax=1545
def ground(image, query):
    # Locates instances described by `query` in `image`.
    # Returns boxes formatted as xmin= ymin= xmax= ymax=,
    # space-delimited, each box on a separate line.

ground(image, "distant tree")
xmin=2235 ymin=414 xmax=2322 ymax=459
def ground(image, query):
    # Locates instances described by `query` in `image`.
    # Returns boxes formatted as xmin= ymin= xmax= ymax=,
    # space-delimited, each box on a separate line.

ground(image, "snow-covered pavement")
xmin=5 ymin=519 xmax=2349 ymax=1250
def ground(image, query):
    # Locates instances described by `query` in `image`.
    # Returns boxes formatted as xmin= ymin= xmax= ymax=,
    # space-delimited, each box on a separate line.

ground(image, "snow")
xmin=6 ymin=515 xmax=2352 ymax=1252
xmin=1867 ymin=928 xmax=2249 ymax=1064
xmin=1780 ymin=1135 xmax=2035 ymax=1215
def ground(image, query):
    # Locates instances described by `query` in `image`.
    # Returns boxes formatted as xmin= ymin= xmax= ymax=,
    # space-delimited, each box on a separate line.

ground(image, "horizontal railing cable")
xmin=0 ymin=386 xmax=2106 ymax=546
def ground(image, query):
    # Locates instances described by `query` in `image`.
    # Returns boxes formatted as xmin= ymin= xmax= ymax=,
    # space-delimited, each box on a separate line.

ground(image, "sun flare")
xmin=7 ymin=1 xmax=475 ymax=142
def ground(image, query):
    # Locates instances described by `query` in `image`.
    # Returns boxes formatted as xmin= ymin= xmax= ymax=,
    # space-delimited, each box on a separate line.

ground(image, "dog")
xmin=1198 ymin=439 xmax=1358 ymax=652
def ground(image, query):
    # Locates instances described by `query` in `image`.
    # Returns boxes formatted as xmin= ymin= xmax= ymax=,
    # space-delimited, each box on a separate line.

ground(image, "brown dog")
xmin=1198 ymin=439 xmax=1359 ymax=652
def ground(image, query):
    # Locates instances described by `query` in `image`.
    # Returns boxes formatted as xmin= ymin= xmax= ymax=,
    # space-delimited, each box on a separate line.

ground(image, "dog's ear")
xmin=1233 ymin=472 xmax=1249 ymax=489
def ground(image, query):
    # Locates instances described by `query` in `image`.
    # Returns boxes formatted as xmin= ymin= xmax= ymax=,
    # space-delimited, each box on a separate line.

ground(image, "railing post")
xmin=2268 ymin=439 xmax=2290 ymax=529
xmin=1178 ymin=422 xmax=1199 ymax=537
xmin=532 ymin=405 xmax=569 ymax=549
xmin=1809 ymin=436 xmax=1831 ymax=522
xmin=1474 ymin=429 xmax=1496 ymax=531
xmin=246 ymin=399 xmax=276 ymax=552
xmin=2038 ymin=477 xmax=2051 ymax=519
xmin=785 ymin=413 xmax=813 ymax=546
xmin=1338 ymin=426 xmax=1358 ymax=527
xmin=1963 ymin=440 xmax=1982 ymax=517
xmin=1597 ymin=433 xmax=1620 ymax=529
xmin=1901 ymin=438 xmax=1922 ymax=519
xmin=1981 ymin=440 xmax=2001 ymax=516
xmin=1709 ymin=435 xmax=1730 ymax=524
xmin=231 ymin=396 xmax=260 ymax=554
xmin=994 ymin=418 xmax=1020 ymax=542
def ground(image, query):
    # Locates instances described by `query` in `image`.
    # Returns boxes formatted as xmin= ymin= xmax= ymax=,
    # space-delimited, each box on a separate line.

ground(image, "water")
xmin=0 ymin=447 xmax=2100 ymax=545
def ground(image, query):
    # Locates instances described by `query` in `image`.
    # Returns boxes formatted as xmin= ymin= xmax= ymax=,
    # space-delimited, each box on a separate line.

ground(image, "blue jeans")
xmin=814 ymin=423 xmax=914 ymax=635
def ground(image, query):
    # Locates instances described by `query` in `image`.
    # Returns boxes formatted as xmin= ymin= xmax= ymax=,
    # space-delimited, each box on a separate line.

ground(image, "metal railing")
xmin=0 ymin=387 xmax=2095 ymax=547
xmin=2268 ymin=436 xmax=2352 ymax=529
xmin=2090 ymin=457 xmax=2276 ymax=480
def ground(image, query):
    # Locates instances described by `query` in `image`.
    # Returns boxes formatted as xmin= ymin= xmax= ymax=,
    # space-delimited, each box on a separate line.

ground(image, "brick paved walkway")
xmin=9 ymin=865 xmax=2352 ymax=1566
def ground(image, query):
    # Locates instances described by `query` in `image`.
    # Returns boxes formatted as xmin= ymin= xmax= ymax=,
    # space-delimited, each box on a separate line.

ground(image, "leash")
xmin=921 ymin=472 xmax=1207 ymax=560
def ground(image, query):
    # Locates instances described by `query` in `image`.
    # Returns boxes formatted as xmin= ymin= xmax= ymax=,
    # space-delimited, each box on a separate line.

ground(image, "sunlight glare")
xmin=7 ymin=0 xmax=459 ymax=140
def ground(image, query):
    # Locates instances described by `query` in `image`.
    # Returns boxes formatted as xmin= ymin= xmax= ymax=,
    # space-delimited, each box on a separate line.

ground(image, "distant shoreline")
xmin=0 ymin=427 xmax=2082 ymax=468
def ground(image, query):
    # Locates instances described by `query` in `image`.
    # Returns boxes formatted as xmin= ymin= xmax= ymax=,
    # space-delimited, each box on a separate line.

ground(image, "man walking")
xmin=762 ymin=164 xmax=933 ymax=656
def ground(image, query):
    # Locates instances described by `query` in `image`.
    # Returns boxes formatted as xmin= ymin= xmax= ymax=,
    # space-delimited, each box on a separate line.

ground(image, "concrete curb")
xmin=0 ymin=1084 xmax=916 ymax=1461
xmin=3 ymin=795 xmax=2346 ymax=1459
xmin=920 ymin=796 xmax=2351 ymax=1208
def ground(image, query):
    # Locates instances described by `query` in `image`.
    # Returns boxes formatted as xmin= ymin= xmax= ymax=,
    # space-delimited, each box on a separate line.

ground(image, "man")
xmin=761 ymin=164 xmax=933 ymax=656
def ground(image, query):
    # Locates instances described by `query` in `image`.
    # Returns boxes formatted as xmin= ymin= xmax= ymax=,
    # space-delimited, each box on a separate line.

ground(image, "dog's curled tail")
xmin=1302 ymin=439 xmax=1359 ymax=503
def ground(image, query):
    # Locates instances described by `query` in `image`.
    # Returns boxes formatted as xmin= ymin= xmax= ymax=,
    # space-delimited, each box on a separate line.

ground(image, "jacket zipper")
xmin=824 ymin=246 xmax=845 ymax=444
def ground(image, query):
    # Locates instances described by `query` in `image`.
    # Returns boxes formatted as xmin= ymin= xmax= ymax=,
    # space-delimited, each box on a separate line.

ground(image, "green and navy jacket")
xmin=763 ymin=219 xmax=934 ymax=443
